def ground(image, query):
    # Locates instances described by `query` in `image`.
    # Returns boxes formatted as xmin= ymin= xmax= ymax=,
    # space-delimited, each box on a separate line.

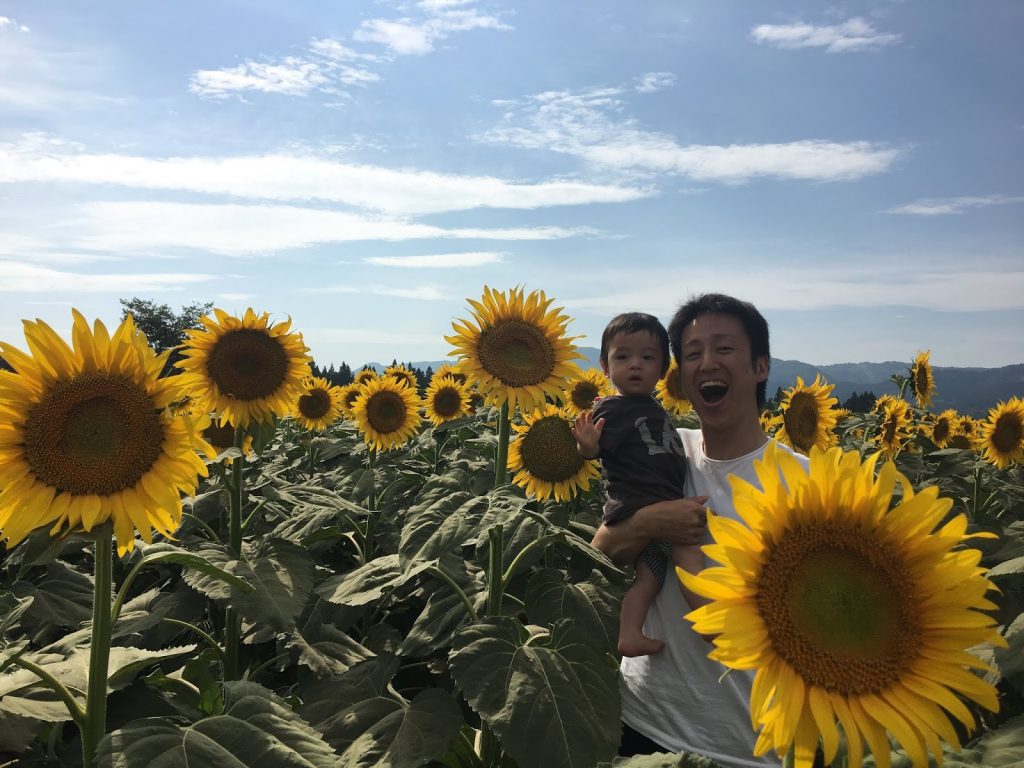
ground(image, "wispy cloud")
xmin=0 ymin=260 xmax=212 ymax=292
xmin=885 ymin=194 xmax=1024 ymax=216
xmin=72 ymin=202 xmax=598 ymax=256
xmin=481 ymin=85 xmax=901 ymax=182
xmin=0 ymin=137 xmax=646 ymax=215
xmin=751 ymin=18 xmax=900 ymax=53
xmin=354 ymin=1 xmax=511 ymax=55
xmin=364 ymin=252 xmax=505 ymax=267
xmin=190 ymin=37 xmax=378 ymax=99
xmin=310 ymin=284 xmax=447 ymax=300
xmin=635 ymin=72 xmax=675 ymax=94
xmin=0 ymin=16 xmax=31 ymax=33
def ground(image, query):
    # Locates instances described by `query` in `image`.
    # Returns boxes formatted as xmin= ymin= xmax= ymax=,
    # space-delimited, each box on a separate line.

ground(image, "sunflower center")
xmin=433 ymin=387 xmax=463 ymax=418
xmin=757 ymin=521 xmax=921 ymax=695
xmin=477 ymin=320 xmax=555 ymax=387
xmin=914 ymin=366 xmax=930 ymax=397
xmin=206 ymin=329 xmax=289 ymax=401
xmin=366 ymin=391 xmax=407 ymax=434
xmin=344 ymin=390 xmax=361 ymax=410
xmin=992 ymin=413 xmax=1022 ymax=453
xmin=571 ymin=381 xmax=600 ymax=411
xmin=518 ymin=416 xmax=585 ymax=482
xmin=665 ymin=372 xmax=686 ymax=401
xmin=24 ymin=373 xmax=165 ymax=496
xmin=882 ymin=412 xmax=899 ymax=444
xmin=299 ymin=389 xmax=331 ymax=419
xmin=783 ymin=392 xmax=820 ymax=452
xmin=932 ymin=418 xmax=951 ymax=444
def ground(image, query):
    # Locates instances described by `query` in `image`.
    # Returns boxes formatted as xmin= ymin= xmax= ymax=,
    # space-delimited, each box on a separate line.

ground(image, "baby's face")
xmin=602 ymin=331 xmax=664 ymax=396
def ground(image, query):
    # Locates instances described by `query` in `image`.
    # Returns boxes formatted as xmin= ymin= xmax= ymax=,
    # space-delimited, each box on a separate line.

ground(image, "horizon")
xmin=1 ymin=2 xmax=1022 ymax=368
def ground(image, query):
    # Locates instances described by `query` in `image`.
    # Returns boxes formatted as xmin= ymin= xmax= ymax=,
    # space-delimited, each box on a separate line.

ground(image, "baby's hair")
xmin=599 ymin=313 xmax=671 ymax=377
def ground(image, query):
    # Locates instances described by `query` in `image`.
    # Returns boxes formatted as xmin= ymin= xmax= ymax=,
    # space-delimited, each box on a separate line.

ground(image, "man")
xmin=592 ymin=293 xmax=808 ymax=767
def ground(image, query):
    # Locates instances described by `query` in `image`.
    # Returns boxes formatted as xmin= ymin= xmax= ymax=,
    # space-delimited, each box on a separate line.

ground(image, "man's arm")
xmin=591 ymin=496 xmax=709 ymax=566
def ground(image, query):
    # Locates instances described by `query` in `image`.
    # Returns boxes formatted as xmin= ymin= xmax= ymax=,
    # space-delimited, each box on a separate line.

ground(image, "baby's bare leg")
xmin=617 ymin=558 xmax=665 ymax=657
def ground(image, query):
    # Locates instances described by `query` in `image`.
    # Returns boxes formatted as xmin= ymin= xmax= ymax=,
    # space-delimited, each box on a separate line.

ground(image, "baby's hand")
xmin=572 ymin=410 xmax=604 ymax=459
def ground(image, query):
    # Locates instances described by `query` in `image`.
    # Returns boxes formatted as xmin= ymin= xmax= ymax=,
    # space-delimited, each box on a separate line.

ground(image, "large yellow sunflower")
xmin=384 ymin=363 xmax=418 ymax=390
xmin=176 ymin=308 xmax=311 ymax=428
xmin=352 ymin=376 xmax=422 ymax=451
xmin=874 ymin=397 xmax=914 ymax=459
xmin=655 ymin=360 xmax=693 ymax=417
xmin=507 ymin=404 xmax=601 ymax=502
xmin=0 ymin=311 xmax=211 ymax=555
xmin=445 ymin=286 xmax=583 ymax=412
xmin=771 ymin=375 xmax=839 ymax=456
xmin=561 ymin=368 xmax=614 ymax=417
xmin=975 ymin=397 xmax=1024 ymax=469
xmin=423 ymin=374 xmax=472 ymax=426
xmin=928 ymin=409 xmax=961 ymax=450
xmin=291 ymin=376 xmax=344 ymax=431
xmin=909 ymin=351 xmax=936 ymax=409
xmin=680 ymin=443 xmax=1004 ymax=768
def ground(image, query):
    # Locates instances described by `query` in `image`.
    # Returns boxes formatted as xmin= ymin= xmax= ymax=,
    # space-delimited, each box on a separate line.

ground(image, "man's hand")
xmin=572 ymin=410 xmax=605 ymax=459
xmin=592 ymin=496 xmax=710 ymax=565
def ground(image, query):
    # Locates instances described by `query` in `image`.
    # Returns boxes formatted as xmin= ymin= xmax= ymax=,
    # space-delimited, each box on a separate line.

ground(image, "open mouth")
xmin=699 ymin=380 xmax=728 ymax=404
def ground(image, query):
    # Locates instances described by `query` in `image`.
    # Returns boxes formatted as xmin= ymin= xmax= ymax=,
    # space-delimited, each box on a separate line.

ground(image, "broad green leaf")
xmin=0 ymin=592 xmax=34 ymax=638
xmin=987 ymin=555 xmax=1024 ymax=583
xmin=96 ymin=680 xmax=338 ymax=768
xmin=449 ymin=616 xmax=620 ymax=768
xmin=0 ymin=709 xmax=41 ymax=753
xmin=135 ymin=542 xmax=255 ymax=594
xmin=525 ymin=569 xmax=618 ymax=653
xmin=12 ymin=561 xmax=95 ymax=636
xmin=287 ymin=623 xmax=375 ymax=679
xmin=399 ymin=492 xmax=484 ymax=572
xmin=334 ymin=689 xmax=464 ymax=768
xmin=316 ymin=554 xmax=431 ymax=607
xmin=603 ymin=752 xmax=724 ymax=768
xmin=398 ymin=576 xmax=484 ymax=657
xmin=979 ymin=714 xmax=1024 ymax=767
xmin=180 ymin=543 xmax=237 ymax=601
xmin=232 ymin=539 xmax=317 ymax=642
xmin=299 ymin=656 xmax=401 ymax=735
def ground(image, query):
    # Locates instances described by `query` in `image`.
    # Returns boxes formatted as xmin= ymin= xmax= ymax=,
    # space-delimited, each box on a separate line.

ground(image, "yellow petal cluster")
xmin=507 ymin=404 xmax=600 ymax=501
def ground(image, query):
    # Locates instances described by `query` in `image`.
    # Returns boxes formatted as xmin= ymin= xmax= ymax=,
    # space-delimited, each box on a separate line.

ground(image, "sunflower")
xmin=0 ymin=311 xmax=211 ymax=555
xmin=655 ymin=360 xmax=693 ymax=417
xmin=928 ymin=409 xmax=961 ymax=449
xmin=176 ymin=308 xmax=311 ymax=428
xmin=432 ymin=362 xmax=468 ymax=385
xmin=338 ymin=382 xmax=363 ymax=419
xmin=909 ymin=351 xmax=936 ymax=409
xmin=423 ymin=374 xmax=472 ymax=426
xmin=874 ymin=398 xmax=914 ymax=459
xmin=507 ymin=404 xmax=601 ymax=501
xmin=872 ymin=394 xmax=899 ymax=414
xmin=680 ymin=443 xmax=1004 ymax=768
xmin=975 ymin=397 xmax=1024 ymax=469
xmin=384 ymin=363 xmax=418 ymax=390
xmin=352 ymin=376 xmax=422 ymax=451
xmin=759 ymin=409 xmax=777 ymax=436
xmin=353 ymin=368 xmax=378 ymax=386
xmin=202 ymin=418 xmax=254 ymax=462
xmin=771 ymin=375 xmax=839 ymax=456
xmin=291 ymin=376 xmax=344 ymax=431
xmin=561 ymin=369 xmax=614 ymax=417
xmin=445 ymin=286 xmax=583 ymax=413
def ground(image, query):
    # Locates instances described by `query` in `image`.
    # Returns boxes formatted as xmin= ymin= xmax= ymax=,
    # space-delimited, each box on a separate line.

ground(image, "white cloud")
xmin=751 ymin=18 xmax=900 ymax=53
xmin=189 ymin=37 xmax=379 ymax=99
xmin=885 ymin=194 xmax=1024 ymax=216
xmin=481 ymin=86 xmax=901 ymax=182
xmin=364 ymin=252 xmax=505 ymax=267
xmin=354 ymin=3 xmax=511 ymax=55
xmin=71 ymin=202 xmax=598 ymax=256
xmin=0 ymin=16 xmax=30 ymax=32
xmin=0 ymin=138 xmax=648 ymax=215
xmin=0 ymin=260 xmax=212 ymax=292
xmin=310 ymin=284 xmax=447 ymax=300
xmin=635 ymin=72 xmax=675 ymax=93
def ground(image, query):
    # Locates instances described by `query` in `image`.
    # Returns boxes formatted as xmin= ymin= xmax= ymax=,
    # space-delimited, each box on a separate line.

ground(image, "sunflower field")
xmin=1 ymin=290 xmax=1023 ymax=768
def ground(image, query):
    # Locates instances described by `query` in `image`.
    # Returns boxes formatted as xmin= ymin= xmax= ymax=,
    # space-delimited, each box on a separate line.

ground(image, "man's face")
xmin=677 ymin=312 xmax=767 ymax=428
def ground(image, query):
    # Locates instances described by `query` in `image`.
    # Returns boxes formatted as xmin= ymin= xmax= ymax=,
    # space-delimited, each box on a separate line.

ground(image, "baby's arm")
xmin=572 ymin=410 xmax=605 ymax=459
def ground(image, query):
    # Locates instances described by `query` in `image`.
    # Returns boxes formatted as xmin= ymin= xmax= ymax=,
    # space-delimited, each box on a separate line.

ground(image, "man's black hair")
xmin=599 ymin=312 xmax=671 ymax=377
xmin=667 ymin=293 xmax=771 ymax=409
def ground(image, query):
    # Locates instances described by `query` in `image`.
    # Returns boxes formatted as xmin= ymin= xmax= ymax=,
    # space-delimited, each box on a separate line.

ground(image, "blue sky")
xmin=1 ymin=1 xmax=1022 ymax=369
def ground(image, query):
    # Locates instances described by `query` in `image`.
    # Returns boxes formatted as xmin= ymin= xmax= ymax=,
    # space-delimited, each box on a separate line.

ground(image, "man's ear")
xmin=754 ymin=356 xmax=769 ymax=382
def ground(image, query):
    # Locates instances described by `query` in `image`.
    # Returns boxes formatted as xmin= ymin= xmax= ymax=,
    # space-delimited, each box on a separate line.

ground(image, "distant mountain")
xmin=361 ymin=348 xmax=1024 ymax=417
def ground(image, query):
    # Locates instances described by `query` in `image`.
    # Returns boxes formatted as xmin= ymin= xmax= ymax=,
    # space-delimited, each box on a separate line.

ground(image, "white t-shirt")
xmin=619 ymin=429 xmax=809 ymax=768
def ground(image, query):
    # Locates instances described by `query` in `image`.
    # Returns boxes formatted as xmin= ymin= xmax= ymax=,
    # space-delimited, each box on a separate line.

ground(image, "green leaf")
xmin=333 ymin=689 xmax=464 ymax=768
xmin=979 ymin=714 xmax=1024 ymax=767
xmin=398 ymin=575 xmax=484 ymax=657
xmin=299 ymin=656 xmax=401 ymax=736
xmin=96 ymin=680 xmax=339 ymax=768
xmin=0 ymin=709 xmax=42 ymax=753
xmin=996 ymin=612 xmax=1024 ymax=690
xmin=135 ymin=542 xmax=255 ymax=594
xmin=603 ymin=752 xmax=724 ymax=768
xmin=11 ymin=561 xmax=94 ymax=636
xmin=287 ymin=623 xmax=375 ymax=679
xmin=525 ymin=569 xmax=618 ymax=653
xmin=449 ymin=616 xmax=620 ymax=768
xmin=987 ymin=555 xmax=1024 ymax=583
xmin=232 ymin=539 xmax=317 ymax=643
xmin=0 ymin=592 xmax=35 ymax=638
xmin=399 ymin=491 xmax=484 ymax=572
xmin=180 ymin=543 xmax=238 ymax=601
xmin=316 ymin=554 xmax=431 ymax=607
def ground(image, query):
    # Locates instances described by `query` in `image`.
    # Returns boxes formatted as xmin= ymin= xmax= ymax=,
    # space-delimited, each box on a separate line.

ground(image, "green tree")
xmin=119 ymin=298 xmax=213 ymax=353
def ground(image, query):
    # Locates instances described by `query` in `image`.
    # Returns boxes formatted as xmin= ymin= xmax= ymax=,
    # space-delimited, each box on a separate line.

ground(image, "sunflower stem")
xmin=365 ymin=448 xmax=377 ymax=563
xmin=428 ymin=565 xmax=478 ymax=622
xmin=494 ymin=402 xmax=510 ymax=487
xmin=9 ymin=656 xmax=85 ymax=729
xmin=81 ymin=530 xmax=114 ymax=768
xmin=486 ymin=526 xmax=504 ymax=616
xmin=783 ymin=748 xmax=795 ymax=768
xmin=161 ymin=618 xmax=226 ymax=670
xmin=224 ymin=425 xmax=246 ymax=681
xmin=308 ymin=442 xmax=317 ymax=479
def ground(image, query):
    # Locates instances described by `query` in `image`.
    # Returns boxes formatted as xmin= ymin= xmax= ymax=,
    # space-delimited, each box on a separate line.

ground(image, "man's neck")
xmin=701 ymin=419 xmax=768 ymax=461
